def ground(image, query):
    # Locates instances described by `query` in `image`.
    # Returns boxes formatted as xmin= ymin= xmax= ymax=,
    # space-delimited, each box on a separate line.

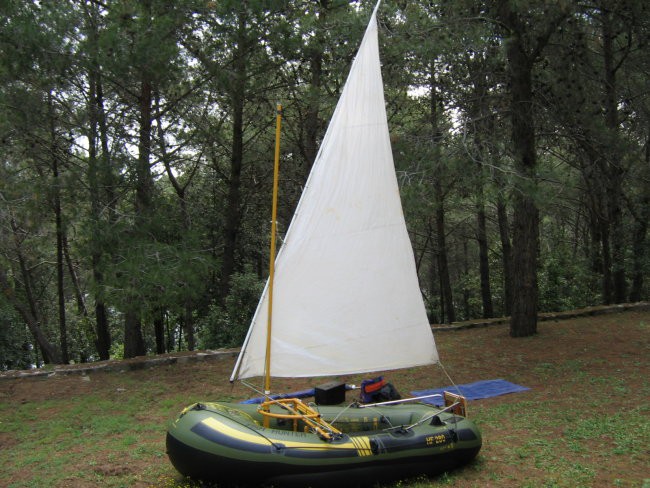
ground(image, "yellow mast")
xmin=257 ymin=105 xmax=340 ymax=437
xmin=264 ymin=104 xmax=282 ymax=405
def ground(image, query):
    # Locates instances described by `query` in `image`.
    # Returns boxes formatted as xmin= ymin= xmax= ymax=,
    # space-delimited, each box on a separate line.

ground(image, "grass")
xmin=1 ymin=310 xmax=649 ymax=487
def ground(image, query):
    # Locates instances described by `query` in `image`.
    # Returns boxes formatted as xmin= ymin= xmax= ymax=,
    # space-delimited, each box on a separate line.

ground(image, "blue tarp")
xmin=411 ymin=379 xmax=530 ymax=406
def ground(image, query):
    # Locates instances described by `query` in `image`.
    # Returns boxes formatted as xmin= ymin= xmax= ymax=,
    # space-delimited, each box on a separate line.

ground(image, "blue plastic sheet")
xmin=411 ymin=379 xmax=530 ymax=406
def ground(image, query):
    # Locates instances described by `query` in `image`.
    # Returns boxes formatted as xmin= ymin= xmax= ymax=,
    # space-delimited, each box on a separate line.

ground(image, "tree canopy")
xmin=1 ymin=0 xmax=648 ymax=369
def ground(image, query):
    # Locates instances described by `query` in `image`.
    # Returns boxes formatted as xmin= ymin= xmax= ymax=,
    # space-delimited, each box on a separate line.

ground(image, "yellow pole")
xmin=264 ymin=104 xmax=282 ymax=409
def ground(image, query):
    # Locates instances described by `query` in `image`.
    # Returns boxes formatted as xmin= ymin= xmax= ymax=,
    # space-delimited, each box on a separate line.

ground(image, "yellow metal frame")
xmin=258 ymin=398 xmax=342 ymax=440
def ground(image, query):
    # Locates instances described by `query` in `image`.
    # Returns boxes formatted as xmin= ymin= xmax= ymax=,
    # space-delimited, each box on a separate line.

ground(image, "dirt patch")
xmin=93 ymin=464 xmax=134 ymax=477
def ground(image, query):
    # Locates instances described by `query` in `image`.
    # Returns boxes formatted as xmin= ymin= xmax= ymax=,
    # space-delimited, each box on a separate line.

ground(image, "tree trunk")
xmin=510 ymin=195 xmax=539 ymax=337
xmin=429 ymin=66 xmax=455 ymax=324
xmin=462 ymin=240 xmax=471 ymax=319
xmin=427 ymin=242 xmax=440 ymax=324
xmin=154 ymin=310 xmax=165 ymax=354
xmin=166 ymin=314 xmax=175 ymax=352
xmin=496 ymin=1 xmax=567 ymax=335
xmin=602 ymin=8 xmax=627 ymax=303
xmin=496 ymin=196 xmax=513 ymax=316
xmin=581 ymin=154 xmax=611 ymax=304
xmin=477 ymin=201 xmax=494 ymax=318
xmin=436 ymin=251 xmax=445 ymax=324
xmin=93 ymin=86 xmax=113 ymax=360
xmin=85 ymin=2 xmax=111 ymax=360
xmin=502 ymin=16 xmax=539 ymax=337
xmin=63 ymin=235 xmax=87 ymax=316
xmin=1 ymin=268 xmax=62 ymax=364
xmin=135 ymin=81 xmax=154 ymax=215
xmin=94 ymin=297 xmax=111 ymax=360
xmin=629 ymin=215 xmax=648 ymax=302
xmin=435 ymin=184 xmax=456 ymax=323
xmin=600 ymin=223 xmax=613 ymax=304
xmin=123 ymin=307 xmax=145 ymax=358
xmin=629 ymin=134 xmax=649 ymax=302
xmin=123 ymin=69 xmax=153 ymax=359
xmin=219 ymin=11 xmax=247 ymax=303
xmin=49 ymin=93 xmax=69 ymax=364
xmin=304 ymin=11 xmax=329 ymax=173
xmin=466 ymin=45 xmax=494 ymax=319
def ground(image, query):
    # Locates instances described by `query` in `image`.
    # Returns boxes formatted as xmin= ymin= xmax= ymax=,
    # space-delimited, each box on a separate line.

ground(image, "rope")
xmin=356 ymin=405 xmax=396 ymax=429
xmin=241 ymin=379 xmax=268 ymax=399
xmin=401 ymin=401 xmax=461 ymax=431
xmin=326 ymin=401 xmax=358 ymax=426
xmin=437 ymin=359 xmax=463 ymax=397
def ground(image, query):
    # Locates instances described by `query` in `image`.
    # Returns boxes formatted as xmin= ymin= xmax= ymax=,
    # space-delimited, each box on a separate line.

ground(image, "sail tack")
xmin=231 ymin=6 xmax=438 ymax=381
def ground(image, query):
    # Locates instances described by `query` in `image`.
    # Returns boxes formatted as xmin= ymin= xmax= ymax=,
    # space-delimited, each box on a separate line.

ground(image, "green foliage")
xmin=109 ymin=342 xmax=124 ymax=361
xmin=537 ymin=219 xmax=601 ymax=312
xmin=0 ymin=300 xmax=34 ymax=370
xmin=62 ymin=304 xmax=98 ymax=364
xmin=0 ymin=0 xmax=648 ymax=363
xmin=197 ymin=271 xmax=264 ymax=349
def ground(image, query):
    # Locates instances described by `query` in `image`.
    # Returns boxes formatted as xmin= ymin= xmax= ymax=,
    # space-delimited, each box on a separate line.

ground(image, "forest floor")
xmin=0 ymin=309 xmax=648 ymax=487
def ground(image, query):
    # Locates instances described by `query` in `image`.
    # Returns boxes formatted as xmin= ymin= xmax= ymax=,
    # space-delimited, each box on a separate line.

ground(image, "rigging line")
xmin=355 ymin=406 xmax=395 ymax=429
xmin=241 ymin=379 xmax=268 ymax=399
xmin=436 ymin=360 xmax=463 ymax=427
xmin=325 ymin=401 xmax=358 ymax=427
xmin=437 ymin=359 xmax=463 ymax=397
xmin=400 ymin=402 xmax=461 ymax=432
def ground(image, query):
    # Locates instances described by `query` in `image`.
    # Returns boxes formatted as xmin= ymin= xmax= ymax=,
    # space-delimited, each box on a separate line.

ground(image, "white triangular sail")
xmin=231 ymin=4 xmax=438 ymax=382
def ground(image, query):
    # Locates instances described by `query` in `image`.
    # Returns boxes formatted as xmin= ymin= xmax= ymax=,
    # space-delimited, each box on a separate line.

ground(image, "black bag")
xmin=360 ymin=376 xmax=401 ymax=403
xmin=375 ymin=382 xmax=401 ymax=402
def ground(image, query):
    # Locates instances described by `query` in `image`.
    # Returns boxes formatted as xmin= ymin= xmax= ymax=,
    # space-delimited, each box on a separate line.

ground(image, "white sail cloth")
xmin=231 ymin=5 xmax=438 ymax=381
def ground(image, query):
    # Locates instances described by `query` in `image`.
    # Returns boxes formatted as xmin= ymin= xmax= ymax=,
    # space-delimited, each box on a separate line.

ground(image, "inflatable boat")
xmin=166 ymin=397 xmax=481 ymax=485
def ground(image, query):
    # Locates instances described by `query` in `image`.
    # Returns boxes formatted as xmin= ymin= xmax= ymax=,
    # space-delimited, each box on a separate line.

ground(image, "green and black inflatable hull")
xmin=166 ymin=402 xmax=481 ymax=486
